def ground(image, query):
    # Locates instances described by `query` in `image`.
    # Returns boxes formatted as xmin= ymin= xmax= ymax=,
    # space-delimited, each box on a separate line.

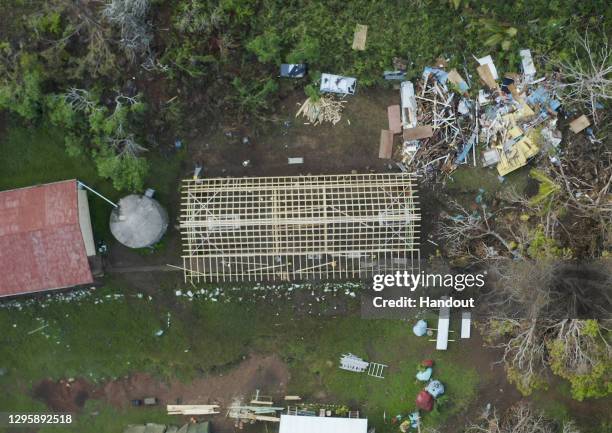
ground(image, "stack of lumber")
xmin=167 ymin=405 xmax=220 ymax=415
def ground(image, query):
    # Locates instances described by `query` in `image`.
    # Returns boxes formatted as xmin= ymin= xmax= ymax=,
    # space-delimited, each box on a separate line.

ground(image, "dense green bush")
xmin=0 ymin=0 xmax=609 ymax=189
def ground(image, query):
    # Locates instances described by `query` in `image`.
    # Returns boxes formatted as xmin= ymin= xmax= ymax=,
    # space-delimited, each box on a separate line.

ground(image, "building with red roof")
xmin=0 ymin=179 xmax=96 ymax=297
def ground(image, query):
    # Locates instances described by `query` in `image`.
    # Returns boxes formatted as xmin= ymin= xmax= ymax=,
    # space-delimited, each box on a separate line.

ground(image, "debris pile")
xmin=384 ymin=50 xmax=585 ymax=181
xmin=398 ymin=70 xmax=475 ymax=178
xmin=296 ymin=95 xmax=346 ymax=125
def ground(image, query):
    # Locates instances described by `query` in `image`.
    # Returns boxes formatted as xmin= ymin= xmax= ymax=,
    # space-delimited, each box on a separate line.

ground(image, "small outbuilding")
xmin=110 ymin=194 xmax=168 ymax=248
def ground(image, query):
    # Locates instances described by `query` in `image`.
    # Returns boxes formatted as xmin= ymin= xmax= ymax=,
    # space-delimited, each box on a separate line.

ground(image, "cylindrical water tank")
xmin=110 ymin=194 xmax=168 ymax=248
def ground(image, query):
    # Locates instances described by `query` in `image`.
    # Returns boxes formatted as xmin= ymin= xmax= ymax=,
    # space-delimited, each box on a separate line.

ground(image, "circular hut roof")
xmin=110 ymin=195 xmax=168 ymax=248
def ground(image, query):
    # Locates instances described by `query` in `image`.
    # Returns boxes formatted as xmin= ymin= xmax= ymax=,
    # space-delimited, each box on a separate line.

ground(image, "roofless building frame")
xmin=180 ymin=173 xmax=420 ymax=282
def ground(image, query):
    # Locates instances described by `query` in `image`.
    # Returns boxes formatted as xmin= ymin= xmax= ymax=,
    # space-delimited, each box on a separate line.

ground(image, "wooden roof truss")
xmin=180 ymin=173 xmax=420 ymax=282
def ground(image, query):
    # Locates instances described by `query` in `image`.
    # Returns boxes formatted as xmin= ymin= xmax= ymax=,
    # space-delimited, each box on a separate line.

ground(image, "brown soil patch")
xmin=441 ymin=330 xmax=523 ymax=432
xmin=100 ymin=353 xmax=289 ymax=409
xmin=33 ymin=378 xmax=95 ymax=412
xmin=190 ymin=87 xmax=397 ymax=179
xmin=33 ymin=354 xmax=288 ymax=432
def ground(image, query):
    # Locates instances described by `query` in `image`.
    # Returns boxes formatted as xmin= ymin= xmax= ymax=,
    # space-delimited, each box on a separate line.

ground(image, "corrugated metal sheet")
xmin=0 ymin=180 xmax=93 ymax=297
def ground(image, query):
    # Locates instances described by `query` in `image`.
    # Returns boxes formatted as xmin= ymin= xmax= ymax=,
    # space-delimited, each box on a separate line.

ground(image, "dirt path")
xmin=33 ymin=354 xmax=289 ymax=432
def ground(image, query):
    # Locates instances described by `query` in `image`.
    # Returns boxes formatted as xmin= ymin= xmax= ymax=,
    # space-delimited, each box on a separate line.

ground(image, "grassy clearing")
xmin=0 ymin=283 xmax=479 ymax=432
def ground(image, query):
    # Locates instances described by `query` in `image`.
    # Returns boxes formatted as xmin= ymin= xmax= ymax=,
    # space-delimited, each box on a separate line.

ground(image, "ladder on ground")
xmin=367 ymin=362 xmax=387 ymax=378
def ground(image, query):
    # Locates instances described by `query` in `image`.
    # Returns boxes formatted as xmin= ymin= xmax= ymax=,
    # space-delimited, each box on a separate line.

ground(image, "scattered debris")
xmin=425 ymin=380 xmax=445 ymax=398
xmin=415 ymin=390 xmax=434 ymax=412
xmin=416 ymin=367 xmax=432 ymax=381
xmin=379 ymin=48 xmax=578 ymax=181
xmin=227 ymin=399 xmax=283 ymax=426
xmin=476 ymin=55 xmax=499 ymax=80
xmin=339 ymin=353 xmax=369 ymax=372
xmin=296 ymin=95 xmax=346 ymax=125
xmin=519 ymin=49 xmax=536 ymax=81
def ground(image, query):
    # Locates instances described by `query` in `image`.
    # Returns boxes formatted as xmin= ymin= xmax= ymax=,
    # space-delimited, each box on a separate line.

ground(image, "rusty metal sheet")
xmin=0 ymin=180 xmax=93 ymax=297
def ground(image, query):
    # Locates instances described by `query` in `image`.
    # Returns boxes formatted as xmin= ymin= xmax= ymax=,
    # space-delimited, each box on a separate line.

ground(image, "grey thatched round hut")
xmin=110 ymin=194 xmax=168 ymax=248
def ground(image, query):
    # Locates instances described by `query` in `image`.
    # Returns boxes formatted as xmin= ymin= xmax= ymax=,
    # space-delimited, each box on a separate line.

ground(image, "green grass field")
xmin=0 ymin=282 xmax=479 ymax=433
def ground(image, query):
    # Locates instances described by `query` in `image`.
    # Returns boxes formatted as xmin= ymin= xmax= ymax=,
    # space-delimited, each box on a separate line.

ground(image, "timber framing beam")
xmin=180 ymin=173 xmax=420 ymax=282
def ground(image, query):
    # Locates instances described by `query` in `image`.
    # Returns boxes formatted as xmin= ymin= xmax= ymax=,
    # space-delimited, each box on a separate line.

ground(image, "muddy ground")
xmin=34 ymin=354 xmax=289 ymax=432
xmin=105 ymin=86 xmax=418 ymax=285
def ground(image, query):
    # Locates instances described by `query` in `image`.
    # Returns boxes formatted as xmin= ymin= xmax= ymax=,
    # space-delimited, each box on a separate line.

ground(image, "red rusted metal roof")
xmin=0 ymin=180 xmax=93 ymax=297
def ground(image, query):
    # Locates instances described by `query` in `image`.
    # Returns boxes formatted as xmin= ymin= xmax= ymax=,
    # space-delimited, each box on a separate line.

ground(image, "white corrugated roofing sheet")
xmin=279 ymin=415 xmax=368 ymax=433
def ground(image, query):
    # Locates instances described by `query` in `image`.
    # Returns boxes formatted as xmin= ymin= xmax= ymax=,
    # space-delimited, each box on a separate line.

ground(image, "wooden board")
xmin=387 ymin=105 xmax=402 ymax=134
xmin=569 ymin=115 xmax=590 ymax=133
xmin=246 ymin=414 xmax=281 ymax=422
xmin=352 ymin=24 xmax=368 ymax=51
xmin=167 ymin=404 xmax=220 ymax=415
xmin=402 ymin=125 xmax=433 ymax=141
xmin=379 ymin=130 xmax=393 ymax=159
xmin=476 ymin=64 xmax=498 ymax=89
